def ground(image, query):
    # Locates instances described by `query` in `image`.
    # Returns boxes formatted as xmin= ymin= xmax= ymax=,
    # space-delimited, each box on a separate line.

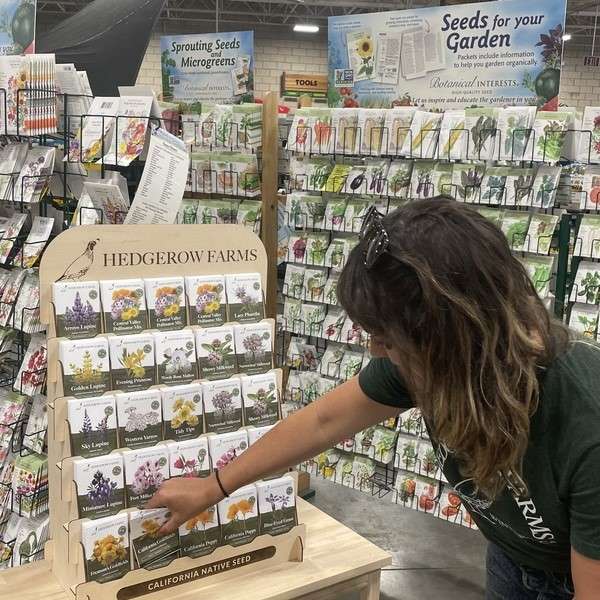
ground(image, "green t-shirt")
xmin=359 ymin=340 xmax=600 ymax=573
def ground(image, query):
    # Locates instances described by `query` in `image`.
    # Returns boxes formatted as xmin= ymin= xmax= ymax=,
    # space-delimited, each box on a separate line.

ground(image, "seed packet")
xmin=0 ymin=213 xmax=27 ymax=264
xmin=330 ymin=107 xmax=359 ymax=155
xmin=395 ymin=473 xmax=420 ymax=508
xmin=322 ymin=165 xmax=351 ymax=195
xmin=356 ymin=108 xmax=386 ymax=156
xmin=500 ymin=211 xmax=531 ymax=252
xmin=308 ymin=108 xmax=333 ymax=155
xmin=497 ymin=106 xmax=536 ymax=162
xmin=203 ymin=377 xmax=243 ymax=434
xmin=23 ymin=394 xmax=47 ymax=455
xmin=179 ymin=504 xmax=220 ymax=559
xmin=364 ymin=159 xmax=390 ymax=196
xmin=342 ymin=165 xmax=368 ymax=195
xmin=177 ymin=198 xmax=199 ymax=224
xmin=234 ymin=322 xmax=273 ymax=376
xmin=10 ymin=453 xmax=48 ymax=519
xmin=241 ymin=372 xmax=279 ymax=428
xmin=68 ymin=395 xmax=118 ymax=458
xmin=319 ymin=343 xmax=345 ymax=379
xmin=465 ymin=108 xmax=498 ymax=161
xmin=81 ymin=514 xmax=130 ymax=583
xmin=116 ymin=389 xmax=162 ymax=450
xmin=325 ymin=237 xmax=348 ymax=270
xmin=401 ymin=110 xmax=441 ymax=159
xmin=129 ymin=508 xmax=179 ymax=569
xmin=322 ymin=307 xmax=346 ymax=343
xmin=395 ymin=436 xmax=420 ymax=471
xmin=438 ymin=110 xmax=467 ymax=161
xmin=282 ymin=298 xmax=303 ymax=334
xmin=570 ymin=262 xmax=600 ymax=304
xmin=505 ymin=168 xmax=535 ymax=207
xmin=225 ymin=273 xmax=264 ymax=323
xmin=576 ymin=215 xmax=600 ymax=258
xmin=386 ymin=160 xmax=413 ymax=199
xmin=144 ymin=277 xmax=186 ymax=331
xmin=14 ymin=334 xmax=47 ymax=396
xmin=351 ymin=455 xmax=375 ymax=492
xmin=384 ymin=107 xmax=416 ymax=157
xmin=73 ymin=454 xmax=125 ymax=520
xmin=480 ymin=167 xmax=509 ymax=206
xmin=323 ymin=196 xmax=348 ymax=231
xmin=371 ymin=426 xmax=398 ymax=464
xmin=154 ymin=330 xmax=197 ymax=386
xmin=109 ymin=334 xmax=155 ymax=392
xmin=247 ymin=424 xmax=275 ymax=446
xmin=208 ymin=430 xmax=249 ymax=471
xmin=285 ymin=336 xmax=306 ymax=370
xmin=287 ymin=108 xmax=312 ymax=154
xmin=257 ymin=476 xmax=297 ymax=537
xmin=525 ymin=111 xmax=570 ymax=163
xmin=283 ymin=265 xmax=305 ymax=299
xmin=451 ymin=163 xmax=485 ymax=203
xmin=322 ymin=272 xmax=339 ymax=307
xmin=162 ymin=384 xmax=204 ymax=441
xmin=339 ymin=349 xmax=364 ymax=381
xmin=399 ymin=407 xmax=425 ymax=436
xmin=299 ymin=370 xmax=320 ymax=403
xmin=409 ymin=160 xmax=436 ymax=200
xmin=301 ymin=303 xmax=326 ymax=338
xmin=60 ymin=337 xmax=111 ymax=398
xmin=531 ymin=166 xmax=562 ymax=209
xmin=416 ymin=441 xmax=440 ymax=479
xmin=568 ymin=304 xmax=599 ymax=339
xmin=14 ymin=216 xmax=53 ymax=268
xmin=341 ymin=317 xmax=368 ymax=347
xmin=354 ymin=426 xmax=376 ymax=458
xmin=438 ymin=490 xmax=464 ymax=524
xmin=213 ymin=152 xmax=260 ymax=197
xmin=13 ymin=271 xmax=41 ymax=334
xmin=305 ymin=232 xmax=330 ymax=266
xmin=578 ymin=106 xmax=600 ymax=164
xmin=195 ymin=198 xmax=239 ymax=225
xmin=519 ymin=256 xmax=555 ymax=298
xmin=302 ymin=267 xmax=327 ymax=303
xmin=316 ymin=449 xmax=340 ymax=481
xmin=123 ymin=446 xmax=170 ymax=508
xmin=53 ymin=281 xmax=102 ymax=339
xmin=218 ymin=483 xmax=258 ymax=547
xmin=526 ymin=213 xmax=559 ymax=255
xmin=581 ymin=165 xmax=600 ymax=211
xmin=236 ymin=200 xmax=262 ymax=234
xmin=195 ymin=325 xmax=237 ymax=380
xmin=15 ymin=147 xmax=56 ymax=204
xmin=100 ymin=279 xmax=147 ymax=335
xmin=167 ymin=437 xmax=210 ymax=478
xmin=189 ymin=151 xmax=212 ymax=194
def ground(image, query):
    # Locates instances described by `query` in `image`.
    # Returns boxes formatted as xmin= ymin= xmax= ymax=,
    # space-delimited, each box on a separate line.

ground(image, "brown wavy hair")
xmin=337 ymin=197 xmax=568 ymax=498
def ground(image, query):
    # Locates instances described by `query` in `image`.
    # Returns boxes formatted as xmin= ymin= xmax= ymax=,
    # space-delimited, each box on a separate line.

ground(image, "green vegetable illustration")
xmin=506 ymin=221 xmax=529 ymax=249
xmin=578 ymin=272 xmax=600 ymax=304
xmin=536 ymin=122 xmax=566 ymax=161
xmin=471 ymin=115 xmax=496 ymax=157
xmin=577 ymin=315 xmax=598 ymax=338
xmin=532 ymin=265 xmax=552 ymax=295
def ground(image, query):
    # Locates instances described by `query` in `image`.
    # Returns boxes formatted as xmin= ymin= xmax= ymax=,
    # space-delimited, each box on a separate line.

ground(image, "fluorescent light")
xmin=562 ymin=34 xmax=572 ymax=41
xmin=294 ymin=24 xmax=319 ymax=33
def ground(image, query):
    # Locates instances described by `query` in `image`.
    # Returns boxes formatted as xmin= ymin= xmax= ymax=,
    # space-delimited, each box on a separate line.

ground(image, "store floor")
xmin=310 ymin=479 xmax=487 ymax=599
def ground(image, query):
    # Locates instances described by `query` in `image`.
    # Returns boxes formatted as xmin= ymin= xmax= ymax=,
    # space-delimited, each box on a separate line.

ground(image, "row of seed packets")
xmin=282 ymin=298 xmax=368 ymax=347
xmin=0 ymin=215 xmax=55 ymax=269
xmin=182 ymin=104 xmax=262 ymax=151
xmin=287 ymin=106 xmax=582 ymax=164
xmin=52 ymin=273 xmax=265 ymax=340
xmin=0 ymin=512 xmax=50 ymax=570
xmin=177 ymin=197 xmax=261 ymax=234
xmin=67 ymin=374 xmax=279 ymax=458
xmin=289 ymin=159 xmax=564 ymax=208
xmin=58 ymin=323 xmax=274 ymax=398
xmin=0 ymin=144 xmax=56 ymax=204
xmin=286 ymin=230 xmax=358 ymax=272
xmin=0 ymin=269 xmax=43 ymax=333
xmin=69 ymin=424 xmax=278 ymax=519
xmin=187 ymin=151 xmax=260 ymax=197
xmin=80 ymin=472 xmax=295 ymax=583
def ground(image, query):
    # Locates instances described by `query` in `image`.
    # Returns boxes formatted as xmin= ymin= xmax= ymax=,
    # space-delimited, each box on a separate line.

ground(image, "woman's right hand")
xmin=146 ymin=474 xmax=224 ymax=534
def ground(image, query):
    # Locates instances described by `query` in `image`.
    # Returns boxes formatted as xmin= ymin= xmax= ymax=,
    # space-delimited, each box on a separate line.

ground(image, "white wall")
xmin=136 ymin=33 xmax=598 ymax=109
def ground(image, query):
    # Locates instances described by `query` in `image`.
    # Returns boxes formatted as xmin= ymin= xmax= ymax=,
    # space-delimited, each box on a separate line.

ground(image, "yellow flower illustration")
xmin=173 ymin=398 xmax=184 ymax=411
xmin=92 ymin=535 xmax=126 ymax=566
xmin=205 ymin=300 xmax=220 ymax=314
xmin=179 ymin=404 xmax=193 ymax=421
xmin=121 ymin=307 xmax=139 ymax=321
xmin=357 ymin=36 xmax=373 ymax=59
xmin=164 ymin=303 xmax=180 ymax=317
xmin=227 ymin=503 xmax=240 ymax=520
xmin=171 ymin=416 xmax=182 ymax=429
xmin=141 ymin=518 xmax=162 ymax=538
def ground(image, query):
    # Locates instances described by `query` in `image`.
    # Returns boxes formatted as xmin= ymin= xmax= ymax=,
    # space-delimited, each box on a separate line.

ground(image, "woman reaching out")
xmin=148 ymin=198 xmax=600 ymax=599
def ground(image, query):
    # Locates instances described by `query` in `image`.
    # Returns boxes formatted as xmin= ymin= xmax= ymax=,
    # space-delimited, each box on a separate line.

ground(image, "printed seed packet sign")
xmin=328 ymin=0 xmax=567 ymax=109
xmin=160 ymin=31 xmax=254 ymax=107
xmin=179 ymin=504 xmax=221 ymax=558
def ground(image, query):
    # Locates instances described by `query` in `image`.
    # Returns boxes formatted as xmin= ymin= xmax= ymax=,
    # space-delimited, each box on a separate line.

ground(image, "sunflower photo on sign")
xmin=347 ymin=30 xmax=375 ymax=82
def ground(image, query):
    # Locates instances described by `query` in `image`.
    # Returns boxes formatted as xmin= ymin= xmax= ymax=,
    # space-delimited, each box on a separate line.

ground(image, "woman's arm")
xmin=147 ymin=376 xmax=399 ymax=533
xmin=572 ymin=548 xmax=600 ymax=599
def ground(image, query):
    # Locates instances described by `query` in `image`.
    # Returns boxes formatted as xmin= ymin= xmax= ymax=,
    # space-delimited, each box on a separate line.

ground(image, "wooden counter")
xmin=0 ymin=500 xmax=391 ymax=600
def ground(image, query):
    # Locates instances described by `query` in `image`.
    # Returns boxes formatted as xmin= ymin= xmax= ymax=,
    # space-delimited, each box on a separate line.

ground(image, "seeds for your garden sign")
xmin=160 ymin=31 xmax=254 ymax=109
xmin=328 ymin=0 xmax=566 ymax=109
xmin=0 ymin=0 xmax=35 ymax=55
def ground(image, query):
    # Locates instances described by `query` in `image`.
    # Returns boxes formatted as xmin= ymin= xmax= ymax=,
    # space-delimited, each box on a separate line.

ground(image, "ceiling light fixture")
xmin=562 ymin=33 xmax=572 ymax=41
xmin=294 ymin=24 xmax=320 ymax=33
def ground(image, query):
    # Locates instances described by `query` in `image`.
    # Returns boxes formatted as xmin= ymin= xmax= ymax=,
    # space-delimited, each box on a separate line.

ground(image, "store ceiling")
xmin=37 ymin=0 xmax=600 ymax=47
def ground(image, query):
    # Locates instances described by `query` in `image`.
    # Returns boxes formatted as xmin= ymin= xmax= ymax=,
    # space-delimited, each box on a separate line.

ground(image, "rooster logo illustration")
xmin=56 ymin=239 xmax=99 ymax=281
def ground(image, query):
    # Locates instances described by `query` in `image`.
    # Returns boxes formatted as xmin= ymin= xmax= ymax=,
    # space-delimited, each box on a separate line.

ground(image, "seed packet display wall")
xmin=40 ymin=225 xmax=305 ymax=599
xmin=278 ymin=104 xmax=577 ymax=533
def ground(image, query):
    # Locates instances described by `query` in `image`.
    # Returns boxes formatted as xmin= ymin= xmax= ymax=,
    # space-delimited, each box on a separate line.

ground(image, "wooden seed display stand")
xmin=0 ymin=224 xmax=390 ymax=600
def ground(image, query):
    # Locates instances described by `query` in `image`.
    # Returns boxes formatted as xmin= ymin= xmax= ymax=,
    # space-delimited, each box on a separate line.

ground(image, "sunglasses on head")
xmin=359 ymin=206 xmax=394 ymax=269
